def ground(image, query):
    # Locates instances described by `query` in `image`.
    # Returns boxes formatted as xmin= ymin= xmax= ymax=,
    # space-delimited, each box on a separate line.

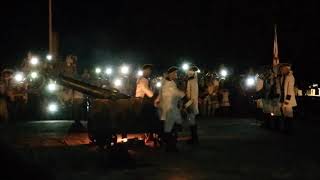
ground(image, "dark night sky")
xmin=0 ymin=0 xmax=319 ymax=86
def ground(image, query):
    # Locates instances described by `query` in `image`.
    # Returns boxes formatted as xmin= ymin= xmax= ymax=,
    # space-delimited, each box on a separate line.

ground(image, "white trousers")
xmin=281 ymin=105 xmax=294 ymax=118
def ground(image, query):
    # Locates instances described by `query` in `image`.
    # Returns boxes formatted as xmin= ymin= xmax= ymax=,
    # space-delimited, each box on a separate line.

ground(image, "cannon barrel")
xmin=57 ymin=75 xmax=130 ymax=100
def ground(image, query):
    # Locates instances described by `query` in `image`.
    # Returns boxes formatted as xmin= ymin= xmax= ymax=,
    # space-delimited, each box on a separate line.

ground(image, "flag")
xmin=273 ymin=25 xmax=279 ymax=66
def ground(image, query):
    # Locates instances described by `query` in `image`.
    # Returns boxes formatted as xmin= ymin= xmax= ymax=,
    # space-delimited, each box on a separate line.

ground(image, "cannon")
xmin=57 ymin=75 xmax=162 ymax=148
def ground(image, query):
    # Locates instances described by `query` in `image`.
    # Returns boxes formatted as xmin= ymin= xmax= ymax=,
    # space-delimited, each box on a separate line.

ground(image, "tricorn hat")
xmin=2 ymin=69 xmax=14 ymax=74
xmin=142 ymin=64 xmax=153 ymax=70
xmin=188 ymin=65 xmax=199 ymax=72
xmin=167 ymin=66 xmax=179 ymax=74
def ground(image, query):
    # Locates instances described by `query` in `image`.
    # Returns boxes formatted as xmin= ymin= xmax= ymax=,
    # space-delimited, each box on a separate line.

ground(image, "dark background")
xmin=0 ymin=0 xmax=319 ymax=87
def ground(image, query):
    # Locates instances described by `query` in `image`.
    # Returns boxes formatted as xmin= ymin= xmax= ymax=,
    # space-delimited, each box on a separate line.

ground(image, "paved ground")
xmin=1 ymin=117 xmax=320 ymax=180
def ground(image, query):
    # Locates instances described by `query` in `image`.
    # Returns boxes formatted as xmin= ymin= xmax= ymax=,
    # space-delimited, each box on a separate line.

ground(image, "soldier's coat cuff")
xmin=286 ymin=95 xmax=291 ymax=100
xmin=184 ymin=100 xmax=193 ymax=108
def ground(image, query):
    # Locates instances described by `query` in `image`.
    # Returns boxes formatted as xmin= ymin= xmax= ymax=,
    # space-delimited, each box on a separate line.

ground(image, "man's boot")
xmin=284 ymin=117 xmax=293 ymax=135
xmin=157 ymin=122 xmax=165 ymax=147
xmin=273 ymin=116 xmax=281 ymax=131
xmin=187 ymin=125 xmax=199 ymax=145
xmin=262 ymin=113 xmax=271 ymax=129
xmin=165 ymin=133 xmax=178 ymax=152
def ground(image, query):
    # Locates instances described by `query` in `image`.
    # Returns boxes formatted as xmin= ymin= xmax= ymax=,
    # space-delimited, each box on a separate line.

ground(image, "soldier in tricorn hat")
xmin=158 ymin=66 xmax=185 ymax=152
xmin=278 ymin=63 xmax=296 ymax=134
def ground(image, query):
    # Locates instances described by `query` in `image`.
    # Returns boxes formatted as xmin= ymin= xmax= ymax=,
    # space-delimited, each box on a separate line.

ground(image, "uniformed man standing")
xmin=279 ymin=63 xmax=297 ymax=134
xmin=269 ymin=65 xmax=282 ymax=130
xmin=0 ymin=69 xmax=13 ymax=123
xmin=135 ymin=64 xmax=154 ymax=143
xmin=219 ymin=88 xmax=231 ymax=116
xmin=185 ymin=65 xmax=199 ymax=145
xmin=135 ymin=64 xmax=154 ymax=98
xmin=159 ymin=67 xmax=185 ymax=152
xmin=255 ymin=71 xmax=265 ymax=123
xmin=261 ymin=68 xmax=274 ymax=129
xmin=62 ymin=55 xmax=85 ymax=131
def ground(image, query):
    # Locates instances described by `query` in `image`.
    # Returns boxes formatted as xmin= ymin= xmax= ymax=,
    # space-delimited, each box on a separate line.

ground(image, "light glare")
xmin=47 ymin=82 xmax=57 ymax=92
xmin=246 ymin=77 xmax=255 ymax=87
xmin=137 ymin=70 xmax=143 ymax=77
xmin=156 ymin=82 xmax=162 ymax=88
xmin=30 ymin=71 xmax=38 ymax=79
xmin=114 ymin=78 xmax=122 ymax=87
xmin=47 ymin=103 xmax=58 ymax=113
xmin=182 ymin=63 xmax=189 ymax=71
xmin=105 ymin=67 xmax=113 ymax=75
xmin=220 ymin=69 xmax=228 ymax=77
xmin=30 ymin=57 xmax=39 ymax=65
xmin=14 ymin=73 xmax=24 ymax=82
xmin=46 ymin=54 xmax=53 ymax=61
xmin=95 ymin=67 xmax=102 ymax=74
xmin=120 ymin=65 xmax=129 ymax=75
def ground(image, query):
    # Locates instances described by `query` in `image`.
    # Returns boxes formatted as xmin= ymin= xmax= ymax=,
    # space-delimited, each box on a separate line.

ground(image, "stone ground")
xmin=1 ymin=117 xmax=320 ymax=180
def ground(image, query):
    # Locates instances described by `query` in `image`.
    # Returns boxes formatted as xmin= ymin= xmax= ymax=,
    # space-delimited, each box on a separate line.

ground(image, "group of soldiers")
xmin=135 ymin=64 xmax=228 ymax=151
xmin=255 ymin=62 xmax=297 ymax=134
xmin=0 ymin=51 xmax=298 ymax=152
xmin=134 ymin=65 xmax=199 ymax=151
xmin=0 ymin=53 xmax=85 ymax=123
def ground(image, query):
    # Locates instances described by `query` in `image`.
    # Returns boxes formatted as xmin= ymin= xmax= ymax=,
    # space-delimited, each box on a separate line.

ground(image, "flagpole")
xmin=273 ymin=24 xmax=279 ymax=66
xmin=49 ymin=0 xmax=53 ymax=54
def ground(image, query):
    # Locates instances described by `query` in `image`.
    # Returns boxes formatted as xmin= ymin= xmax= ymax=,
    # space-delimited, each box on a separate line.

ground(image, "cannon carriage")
xmin=57 ymin=75 xmax=162 ymax=148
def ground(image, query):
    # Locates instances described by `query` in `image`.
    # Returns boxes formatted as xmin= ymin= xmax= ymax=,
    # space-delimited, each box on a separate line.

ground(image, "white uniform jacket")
xmin=159 ymin=79 xmax=185 ymax=132
xmin=186 ymin=77 xmax=199 ymax=115
xmin=280 ymin=71 xmax=297 ymax=107
xmin=135 ymin=77 xmax=153 ymax=98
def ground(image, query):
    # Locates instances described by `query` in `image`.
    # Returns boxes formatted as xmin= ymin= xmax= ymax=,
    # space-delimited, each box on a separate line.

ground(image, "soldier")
xmin=219 ymin=87 xmax=231 ymax=117
xmin=269 ymin=65 xmax=282 ymax=130
xmin=60 ymin=55 xmax=78 ymax=104
xmin=279 ymin=63 xmax=297 ymax=134
xmin=159 ymin=66 xmax=185 ymax=152
xmin=63 ymin=55 xmax=77 ymax=77
xmin=11 ymin=73 xmax=28 ymax=122
xmin=21 ymin=51 xmax=33 ymax=73
xmin=135 ymin=64 xmax=154 ymax=98
xmin=135 ymin=64 xmax=154 ymax=143
xmin=0 ymin=69 xmax=13 ymax=123
xmin=255 ymin=71 xmax=265 ymax=123
xmin=72 ymin=90 xmax=85 ymax=127
xmin=81 ymin=68 xmax=91 ymax=83
xmin=185 ymin=65 xmax=200 ymax=145
xmin=62 ymin=55 xmax=85 ymax=131
xmin=261 ymin=68 xmax=274 ymax=129
xmin=203 ymin=78 xmax=220 ymax=117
